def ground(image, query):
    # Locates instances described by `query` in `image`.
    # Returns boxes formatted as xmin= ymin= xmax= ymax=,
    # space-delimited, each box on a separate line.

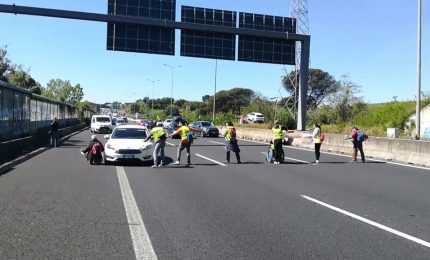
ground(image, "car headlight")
xmin=106 ymin=143 xmax=115 ymax=150
xmin=203 ymin=128 xmax=208 ymax=132
xmin=140 ymin=144 xmax=152 ymax=150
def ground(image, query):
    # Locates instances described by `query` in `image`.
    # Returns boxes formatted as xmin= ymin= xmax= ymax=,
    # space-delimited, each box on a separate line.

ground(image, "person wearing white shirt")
xmin=312 ymin=123 xmax=322 ymax=164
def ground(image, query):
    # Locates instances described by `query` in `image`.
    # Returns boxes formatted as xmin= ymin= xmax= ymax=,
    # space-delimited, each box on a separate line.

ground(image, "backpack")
xmin=91 ymin=142 xmax=102 ymax=156
xmin=186 ymin=132 xmax=194 ymax=144
xmin=320 ymin=133 xmax=325 ymax=142
xmin=357 ymin=130 xmax=364 ymax=141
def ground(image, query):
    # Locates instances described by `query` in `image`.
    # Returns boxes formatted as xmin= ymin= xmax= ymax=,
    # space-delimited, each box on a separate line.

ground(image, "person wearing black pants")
xmin=271 ymin=121 xmax=285 ymax=164
xmin=312 ymin=123 xmax=322 ymax=163
xmin=223 ymin=122 xmax=241 ymax=164
xmin=349 ymin=126 xmax=366 ymax=163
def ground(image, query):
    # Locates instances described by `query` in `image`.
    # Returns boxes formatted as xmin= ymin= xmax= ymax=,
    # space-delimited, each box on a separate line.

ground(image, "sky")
xmin=0 ymin=0 xmax=428 ymax=104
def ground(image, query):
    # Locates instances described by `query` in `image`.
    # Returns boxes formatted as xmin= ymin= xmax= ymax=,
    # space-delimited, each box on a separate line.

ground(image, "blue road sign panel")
xmin=180 ymin=6 xmax=236 ymax=60
xmin=107 ymin=0 xmax=175 ymax=55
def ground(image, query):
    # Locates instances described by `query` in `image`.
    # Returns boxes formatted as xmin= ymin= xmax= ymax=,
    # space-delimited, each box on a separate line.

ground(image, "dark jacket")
xmin=51 ymin=120 xmax=59 ymax=132
xmin=82 ymin=139 xmax=105 ymax=155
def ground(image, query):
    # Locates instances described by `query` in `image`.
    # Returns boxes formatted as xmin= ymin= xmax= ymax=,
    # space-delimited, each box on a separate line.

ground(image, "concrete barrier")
xmin=220 ymin=126 xmax=430 ymax=168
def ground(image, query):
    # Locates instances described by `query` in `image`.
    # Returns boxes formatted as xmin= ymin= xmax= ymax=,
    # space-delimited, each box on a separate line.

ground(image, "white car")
xmin=162 ymin=119 xmax=172 ymax=128
xmin=104 ymin=125 xmax=153 ymax=163
xmin=91 ymin=115 xmax=113 ymax=133
xmin=247 ymin=112 xmax=265 ymax=123
xmin=115 ymin=118 xmax=127 ymax=125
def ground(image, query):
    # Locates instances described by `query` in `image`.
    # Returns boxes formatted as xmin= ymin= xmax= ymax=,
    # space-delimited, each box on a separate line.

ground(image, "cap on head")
xmin=91 ymin=135 xmax=97 ymax=140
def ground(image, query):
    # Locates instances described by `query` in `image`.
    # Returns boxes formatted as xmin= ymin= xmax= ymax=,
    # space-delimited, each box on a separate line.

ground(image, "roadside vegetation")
xmin=2 ymin=45 xmax=428 ymax=138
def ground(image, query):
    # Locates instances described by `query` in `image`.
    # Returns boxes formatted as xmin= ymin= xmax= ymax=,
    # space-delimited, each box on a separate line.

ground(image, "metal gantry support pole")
xmin=416 ymin=0 xmax=422 ymax=139
xmin=212 ymin=59 xmax=218 ymax=122
xmin=297 ymin=37 xmax=310 ymax=131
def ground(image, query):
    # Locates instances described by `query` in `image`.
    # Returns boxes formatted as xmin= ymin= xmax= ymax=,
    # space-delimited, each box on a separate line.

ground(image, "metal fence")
xmin=0 ymin=80 xmax=92 ymax=141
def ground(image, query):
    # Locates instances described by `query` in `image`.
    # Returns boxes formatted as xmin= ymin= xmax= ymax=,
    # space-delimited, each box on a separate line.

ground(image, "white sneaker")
xmin=151 ymin=165 xmax=158 ymax=168
xmin=173 ymin=161 xmax=180 ymax=165
xmin=315 ymin=160 xmax=319 ymax=164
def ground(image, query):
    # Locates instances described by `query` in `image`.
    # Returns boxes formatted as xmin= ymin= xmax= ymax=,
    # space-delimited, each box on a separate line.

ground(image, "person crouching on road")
xmin=223 ymin=122 xmax=241 ymax=164
xmin=271 ymin=121 xmax=284 ymax=164
xmin=312 ymin=123 xmax=322 ymax=164
xmin=145 ymin=126 xmax=166 ymax=168
xmin=81 ymin=135 xmax=104 ymax=164
xmin=168 ymin=119 xmax=192 ymax=166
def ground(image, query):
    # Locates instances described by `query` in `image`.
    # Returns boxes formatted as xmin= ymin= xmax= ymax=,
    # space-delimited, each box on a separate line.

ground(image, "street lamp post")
xmin=132 ymin=92 xmax=137 ymax=117
xmin=270 ymin=97 xmax=280 ymax=123
xmin=147 ymin=79 xmax=160 ymax=118
xmin=163 ymin=64 xmax=182 ymax=117
xmin=416 ymin=0 xmax=422 ymax=139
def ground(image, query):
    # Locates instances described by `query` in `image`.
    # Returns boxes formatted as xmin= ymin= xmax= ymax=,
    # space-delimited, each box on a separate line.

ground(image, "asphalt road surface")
xmin=1 ymin=128 xmax=430 ymax=259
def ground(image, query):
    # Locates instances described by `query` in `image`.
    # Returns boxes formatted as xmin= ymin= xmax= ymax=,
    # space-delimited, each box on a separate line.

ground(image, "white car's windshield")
xmin=111 ymin=128 xmax=147 ymax=139
xmin=96 ymin=117 xmax=111 ymax=122
xmin=201 ymin=122 xmax=213 ymax=127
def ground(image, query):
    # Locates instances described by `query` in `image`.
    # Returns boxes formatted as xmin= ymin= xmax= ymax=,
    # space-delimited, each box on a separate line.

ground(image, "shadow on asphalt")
xmin=237 ymin=161 xmax=265 ymax=165
xmin=0 ymin=167 xmax=14 ymax=177
xmin=281 ymin=161 xmax=308 ymax=165
xmin=55 ymin=143 xmax=82 ymax=148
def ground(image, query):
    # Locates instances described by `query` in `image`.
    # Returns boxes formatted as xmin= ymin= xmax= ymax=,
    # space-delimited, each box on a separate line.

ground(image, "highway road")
xmin=1 ymin=128 xmax=430 ymax=259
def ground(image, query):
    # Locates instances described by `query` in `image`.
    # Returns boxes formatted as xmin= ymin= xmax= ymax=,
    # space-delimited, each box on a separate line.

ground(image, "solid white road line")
xmin=209 ymin=140 xmax=225 ymax=145
xmin=165 ymin=141 xmax=175 ymax=147
xmin=301 ymin=195 xmax=430 ymax=249
xmin=116 ymin=166 xmax=158 ymax=260
xmin=285 ymin=157 xmax=310 ymax=164
xmin=195 ymin=153 xmax=227 ymax=166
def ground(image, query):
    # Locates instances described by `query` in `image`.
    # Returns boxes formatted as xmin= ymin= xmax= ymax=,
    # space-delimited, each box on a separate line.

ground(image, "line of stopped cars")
xmin=165 ymin=116 xmax=220 ymax=138
xmin=101 ymin=116 xmax=220 ymax=165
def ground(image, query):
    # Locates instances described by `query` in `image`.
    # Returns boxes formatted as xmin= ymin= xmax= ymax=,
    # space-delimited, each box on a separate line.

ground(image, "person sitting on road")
xmin=81 ymin=135 xmax=105 ymax=164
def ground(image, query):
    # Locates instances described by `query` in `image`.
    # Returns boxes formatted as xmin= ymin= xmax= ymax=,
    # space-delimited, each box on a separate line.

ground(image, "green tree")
xmin=7 ymin=66 xmax=37 ymax=89
xmin=328 ymin=74 xmax=362 ymax=122
xmin=282 ymin=68 xmax=340 ymax=110
xmin=209 ymin=88 xmax=255 ymax=113
xmin=202 ymin=95 xmax=210 ymax=103
xmin=0 ymin=46 xmax=12 ymax=82
xmin=43 ymin=79 xmax=84 ymax=105
xmin=30 ymin=83 xmax=42 ymax=95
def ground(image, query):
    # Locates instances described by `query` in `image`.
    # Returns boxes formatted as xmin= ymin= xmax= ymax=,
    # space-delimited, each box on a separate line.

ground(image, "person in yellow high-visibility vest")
xmin=271 ymin=121 xmax=285 ymax=164
xmin=223 ymin=122 xmax=241 ymax=164
xmin=145 ymin=126 xmax=167 ymax=167
xmin=168 ymin=119 xmax=192 ymax=166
